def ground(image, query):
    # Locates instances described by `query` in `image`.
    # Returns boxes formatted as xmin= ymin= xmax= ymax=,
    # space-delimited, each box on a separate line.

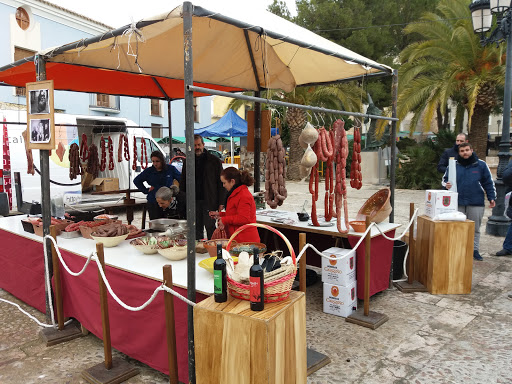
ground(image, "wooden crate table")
xmin=194 ymin=291 xmax=307 ymax=384
xmin=415 ymin=215 xmax=474 ymax=294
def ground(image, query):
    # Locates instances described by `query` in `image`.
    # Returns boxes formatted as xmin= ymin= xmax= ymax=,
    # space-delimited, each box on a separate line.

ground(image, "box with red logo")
xmin=425 ymin=190 xmax=458 ymax=218
xmin=323 ymin=281 xmax=357 ymax=318
xmin=321 ymin=247 xmax=356 ymax=286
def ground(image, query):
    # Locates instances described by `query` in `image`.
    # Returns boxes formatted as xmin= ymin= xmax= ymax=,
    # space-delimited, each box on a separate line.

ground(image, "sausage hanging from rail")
xmin=264 ymin=135 xmax=287 ymax=209
xmin=333 ymin=119 xmax=349 ymax=234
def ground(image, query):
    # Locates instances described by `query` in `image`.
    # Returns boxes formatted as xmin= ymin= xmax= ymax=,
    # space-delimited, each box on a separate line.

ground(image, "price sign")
xmin=64 ymin=191 xmax=82 ymax=205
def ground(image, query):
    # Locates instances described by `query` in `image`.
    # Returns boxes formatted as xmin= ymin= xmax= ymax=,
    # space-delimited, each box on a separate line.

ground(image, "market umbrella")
xmin=195 ymin=109 xmax=247 ymax=164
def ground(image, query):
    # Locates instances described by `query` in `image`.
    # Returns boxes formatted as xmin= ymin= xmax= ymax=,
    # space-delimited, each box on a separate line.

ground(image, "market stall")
xmin=0 ymin=1 xmax=398 ymax=381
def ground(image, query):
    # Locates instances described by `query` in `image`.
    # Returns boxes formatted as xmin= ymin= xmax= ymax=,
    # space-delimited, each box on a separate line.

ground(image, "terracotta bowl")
xmin=349 ymin=220 xmax=366 ymax=233
xmin=203 ymin=239 xmax=236 ymax=258
xmin=355 ymin=188 xmax=392 ymax=223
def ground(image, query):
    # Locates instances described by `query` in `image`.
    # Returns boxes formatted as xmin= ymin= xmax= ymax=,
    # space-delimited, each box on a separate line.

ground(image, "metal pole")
xmin=183 ymin=2 xmax=196 ymax=383
xmin=35 ymin=55 xmax=53 ymax=322
xmin=389 ymin=69 xmax=398 ymax=223
xmin=187 ymin=85 xmax=398 ymax=122
xmin=486 ymin=14 xmax=512 ymax=236
xmin=168 ymin=99 xmax=173 ymax=157
xmin=254 ymin=92 xmax=261 ymax=192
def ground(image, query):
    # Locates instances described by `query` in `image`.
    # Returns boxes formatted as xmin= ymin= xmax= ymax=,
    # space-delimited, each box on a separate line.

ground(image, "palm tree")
xmin=398 ymin=0 xmax=504 ymax=159
xmin=226 ymin=83 xmax=364 ymax=180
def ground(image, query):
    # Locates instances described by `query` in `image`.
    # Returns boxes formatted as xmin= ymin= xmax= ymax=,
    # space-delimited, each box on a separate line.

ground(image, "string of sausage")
xmin=99 ymin=136 xmax=107 ymax=172
xmin=69 ymin=143 xmax=83 ymax=180
xmin=140 ymin=139 xmax=148 ymax=169
xmin=333 ymin=119 xmax=349 ymax=234
xmin=86 ymin=144 xmax=100 ymax=178
xmin=132 ymin=139 xmax=137 ymax=170
xmin=350 ymin=127 xmax=362 ymax=189
xmin=80 ymin=133 xmax=89 ymax=162
xmin=118 ymin=134 xmax=130 ymax=162
xmin=107 ymin=136 xmax=114 ymax=171
xmin=309 ymin=127 xmax=335 ymax=225
xmin=264 ymin=135 xmax=287 ymax=209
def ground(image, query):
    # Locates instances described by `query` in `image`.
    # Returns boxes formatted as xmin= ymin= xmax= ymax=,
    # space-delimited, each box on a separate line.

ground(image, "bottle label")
xmin=214 ymin=270 xmax=223 ymax=294
xmin=250 ymin=276 xmax=262 ymax=303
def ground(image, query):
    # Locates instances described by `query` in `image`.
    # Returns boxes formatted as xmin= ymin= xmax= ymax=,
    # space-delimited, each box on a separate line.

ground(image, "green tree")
xmin=398 ymin=0 xmax=504 ymax=159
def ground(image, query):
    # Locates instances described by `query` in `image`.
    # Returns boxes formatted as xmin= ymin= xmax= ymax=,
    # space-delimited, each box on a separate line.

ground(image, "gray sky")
xmin=48 ymin=0 xmax=297 ymax=29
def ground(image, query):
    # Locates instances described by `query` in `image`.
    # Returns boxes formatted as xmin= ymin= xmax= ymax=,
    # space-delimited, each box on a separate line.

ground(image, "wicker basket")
xmin=355 ymin=188 xmax=392 ymax=223
xmin=226 ymin=223 xmax=296 ymax=303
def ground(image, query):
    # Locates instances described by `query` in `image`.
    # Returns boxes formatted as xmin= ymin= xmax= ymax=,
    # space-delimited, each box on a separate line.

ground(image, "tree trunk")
xmin=455 ymin=103 xmax=465 ymax=134
xmin=436 ymin=106 xmax=444 ymax=131
xmin=286 ymin=107 xmax=307 ymax=180
xmin=468 ymin=104 xmax=490 ymax=160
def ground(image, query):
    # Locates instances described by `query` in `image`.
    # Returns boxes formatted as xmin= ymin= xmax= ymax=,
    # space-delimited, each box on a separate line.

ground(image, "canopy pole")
xmin=168 ymin=99 xmax=173 ymax=156
xmin=187 ymin=85 xmax=398 ymax=122
xmin=254 ymin=92 xmax=261 ymax=192
xmin=36 ymin=55 xmax=53 ymax=323
xmin=183 ymin=2 xmax=196 ymax=383
xmin=230 ymin=136 xmax=234 ymax=166
xmin=389 ymin=70 xmax=398 ymax=223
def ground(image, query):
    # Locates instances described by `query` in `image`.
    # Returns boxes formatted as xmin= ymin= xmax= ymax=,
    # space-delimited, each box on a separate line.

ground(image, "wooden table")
xmin=194 ymin=292 xmax=306 ymax=384
xmin=91 ymin=189 xmax=146 ymax=225
xmin=415 ymin=215 xmax=474 ymax=294
xmin=256 ymin=210 xmax=401 ymax=299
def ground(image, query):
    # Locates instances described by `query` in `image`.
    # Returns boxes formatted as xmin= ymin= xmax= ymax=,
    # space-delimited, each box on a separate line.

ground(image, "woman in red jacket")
xmin=209 ymin=167 xmax=260 ymax=243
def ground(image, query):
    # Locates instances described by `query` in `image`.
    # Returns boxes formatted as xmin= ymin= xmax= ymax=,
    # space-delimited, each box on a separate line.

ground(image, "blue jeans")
xmin=503 ymin=222 xmax=512 ymax=252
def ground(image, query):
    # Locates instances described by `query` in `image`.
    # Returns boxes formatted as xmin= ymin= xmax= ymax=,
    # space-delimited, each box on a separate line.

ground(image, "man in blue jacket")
xmin=444 ymin=143 xmax=496 ymax=260
xmin=495 ymin=160 xmax=512 ymax=257
xmin=437 ymin=133 xmax=468 ymax=173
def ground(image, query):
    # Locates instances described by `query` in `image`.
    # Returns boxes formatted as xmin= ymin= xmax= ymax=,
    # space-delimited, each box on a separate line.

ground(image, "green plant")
xmin=396 ymin=146 xmax=442 ymax=189
xmin=396 ymin=137 xmax=417 ymax=152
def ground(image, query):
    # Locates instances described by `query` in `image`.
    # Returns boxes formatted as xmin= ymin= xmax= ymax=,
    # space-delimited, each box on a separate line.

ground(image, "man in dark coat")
xmin=437 ymin=133 xmax=468 ymax=173
xmin=180 ymin=135 xmax=226 ymax=239
xmin=495 ymin=160 xmax=512 ymax=257
xmin=443 ymin=143 xmax=496 ymax=260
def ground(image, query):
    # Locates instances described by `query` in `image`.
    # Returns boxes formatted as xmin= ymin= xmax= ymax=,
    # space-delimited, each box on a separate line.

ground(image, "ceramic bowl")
xmin=349 ymin=220 xmax=366 ymax=233
xmin=157 ymin=244 xmax=187 ymax=261
xmin=90 ymin=233 xmax=129 ymax=247
xmin=129 ymin=237 xmax=158 ymax=254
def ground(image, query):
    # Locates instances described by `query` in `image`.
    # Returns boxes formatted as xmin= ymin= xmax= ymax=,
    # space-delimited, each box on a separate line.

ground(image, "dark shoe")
xmin=495 ymin=249 xmax=512 ymax=257
xmin=473 ymin=250 xmax=483 ymax=261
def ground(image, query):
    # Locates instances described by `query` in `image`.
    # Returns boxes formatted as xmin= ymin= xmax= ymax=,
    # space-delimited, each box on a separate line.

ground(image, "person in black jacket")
xmin=495 ymin=160 xmax=512 ymax=257
xmin=180 ymin=135 xmax=226 ymax=240
xmin=437 ymin=133 xmax=468 ymax=174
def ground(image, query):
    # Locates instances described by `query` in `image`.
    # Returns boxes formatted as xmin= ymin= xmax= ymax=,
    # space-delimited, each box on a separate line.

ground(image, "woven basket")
xmin=355 ymin=188 xmax=392 ymax=223
xmin=226 ymin=223 xmax=296 ymax=303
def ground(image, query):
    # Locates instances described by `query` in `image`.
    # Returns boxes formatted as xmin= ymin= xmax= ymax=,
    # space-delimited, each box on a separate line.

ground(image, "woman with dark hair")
xmin=209 ymin=166 xmax=260 ymax=243
xmin=134 ymin=150 xmax=181 ymax=220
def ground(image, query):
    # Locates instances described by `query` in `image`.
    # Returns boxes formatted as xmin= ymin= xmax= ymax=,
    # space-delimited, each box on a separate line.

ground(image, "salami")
xmin=108 ymin=136 xmax=115 ymax=171
xmin=333 ymin=119 xmax=349 ymax=234
xmin=350 ymin=127 xmax=363 ymax=190
xmin=140 ymin=138 xmax=148 ymax=169
xmin=132 ymin=138 xmax=138 ymax=171
xmin=80 ymin=133 xmax=89 ymax=162
xmin=86 ymin=144 xmax=100 ymax=178
xmin=264 ymin=135 xmax=287 ymax=209
xmin=99 ymin=135 xmax=106 ymax=172
xmin=69 ymin=143 xmax=82 ymax=180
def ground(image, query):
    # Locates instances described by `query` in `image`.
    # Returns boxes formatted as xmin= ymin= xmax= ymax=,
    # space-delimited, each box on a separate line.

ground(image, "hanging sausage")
xmin=80 ymin=133 xmax=89 ymax=162
xmin=99 ymin=135 xmax=107 ymax=172
xmin=108 ymin=136 xmax=115 ymax=171
xmin=350 ymin=127 xmax=363 ymax=189
xmin=264 ymin=135 xmax=287 ymax=209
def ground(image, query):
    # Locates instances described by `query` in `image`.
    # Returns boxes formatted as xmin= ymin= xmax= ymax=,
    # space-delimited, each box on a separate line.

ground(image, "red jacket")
xmin=220 ymin=185 xmax=260 ymax=243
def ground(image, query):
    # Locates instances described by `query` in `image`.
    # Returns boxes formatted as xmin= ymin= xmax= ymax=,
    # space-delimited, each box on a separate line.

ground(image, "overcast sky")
xmin=48 ymin=0 xmax=297 ymax=29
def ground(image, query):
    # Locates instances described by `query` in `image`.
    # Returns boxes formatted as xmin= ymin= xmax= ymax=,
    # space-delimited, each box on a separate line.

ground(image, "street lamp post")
xmin=470 ymin=0 xmax=512 ymax=236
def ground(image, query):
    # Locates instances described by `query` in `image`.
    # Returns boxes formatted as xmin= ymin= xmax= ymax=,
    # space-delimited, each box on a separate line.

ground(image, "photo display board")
xmin=26 ymin=80 xmax=55 ymax=150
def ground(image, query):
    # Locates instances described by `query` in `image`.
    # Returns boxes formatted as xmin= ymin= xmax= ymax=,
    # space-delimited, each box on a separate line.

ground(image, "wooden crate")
xmin=415 ymin=215 xmax=474 ymax=294
xmin=194 ymin=291 xmax=306 ymax=384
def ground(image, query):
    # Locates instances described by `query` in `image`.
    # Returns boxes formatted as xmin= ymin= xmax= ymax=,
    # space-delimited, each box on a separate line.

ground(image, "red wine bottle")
xmin=250 ymin=248 xmax=264 ymax=311
xmin=213 ymin=243 xmax=227 ymax=302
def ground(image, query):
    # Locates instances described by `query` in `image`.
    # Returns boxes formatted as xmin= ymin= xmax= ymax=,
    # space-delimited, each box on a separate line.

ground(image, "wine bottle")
xmin=213 ymin=243 xmax=227 ymax=303
xmin=250 ymin=248 xmax=264 ymax=311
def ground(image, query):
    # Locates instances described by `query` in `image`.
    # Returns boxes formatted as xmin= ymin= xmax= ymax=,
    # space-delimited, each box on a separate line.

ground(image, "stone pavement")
xmin=1 ymin=181 xmax=510 ymax=383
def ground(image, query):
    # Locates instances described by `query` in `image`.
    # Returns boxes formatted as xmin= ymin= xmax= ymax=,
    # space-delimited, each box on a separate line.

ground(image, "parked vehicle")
xmin=0 ymin=109 xmax=164 ymax=210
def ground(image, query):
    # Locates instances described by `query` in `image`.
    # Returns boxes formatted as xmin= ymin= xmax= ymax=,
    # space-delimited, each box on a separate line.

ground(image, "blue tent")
xmin=194 ymin=109 xmax=247 ymax=137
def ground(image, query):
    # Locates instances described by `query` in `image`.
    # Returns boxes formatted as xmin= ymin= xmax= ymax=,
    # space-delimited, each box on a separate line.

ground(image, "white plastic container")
xmin=321 ymin=247 xmax=356 ymax=286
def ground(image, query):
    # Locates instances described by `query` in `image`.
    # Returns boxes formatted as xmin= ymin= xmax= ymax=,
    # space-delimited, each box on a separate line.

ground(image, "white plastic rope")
xmin=372 ymin=209 xmax=419 ymax=242
xmin=43 ymin=235 xmax=195 ymax=312
xmin=0 ymin=298 xmax=55 ymax=328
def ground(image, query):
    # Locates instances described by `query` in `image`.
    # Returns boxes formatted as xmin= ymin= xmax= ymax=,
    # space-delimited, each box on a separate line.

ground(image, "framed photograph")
xmin=29 ymin=89 xmax=50 ymax=114
xmin=26 ymin=80 xmax=55 ymax=150
xmin=29 ymin=119 xmax=51 ymax=143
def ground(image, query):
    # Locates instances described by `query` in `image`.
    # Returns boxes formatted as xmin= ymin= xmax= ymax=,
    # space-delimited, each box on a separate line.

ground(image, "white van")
xmin=0 ymin=109 xmax=165 ymax=210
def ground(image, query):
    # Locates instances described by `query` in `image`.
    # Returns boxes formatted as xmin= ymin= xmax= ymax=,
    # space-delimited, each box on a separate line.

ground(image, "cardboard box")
xmin=321 ymin=247 xmax=356 ymax=286
xmin=90 ymin=177 xmax=119 ymax=192
xmin=323 ymin=281 xmax=357 ymax=318
xmin=425 ymin=190 xmax=458 ymax=218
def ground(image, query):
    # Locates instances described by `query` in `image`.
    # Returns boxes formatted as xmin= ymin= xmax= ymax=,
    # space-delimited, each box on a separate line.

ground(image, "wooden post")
xmin=49 ymin=225 xmax=64 ymax=330
xmin=163 ymin=265 xmax=179 ymax=384
xmin=407 ymin=203 xmax=415 ymax=284
xmin=364 ymin=216 xmax=371 ymax=316
xmin=299 ymin=233 xmax=307 ymax=293
xmin=96 ymin=243 xmax=112 ymax=370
